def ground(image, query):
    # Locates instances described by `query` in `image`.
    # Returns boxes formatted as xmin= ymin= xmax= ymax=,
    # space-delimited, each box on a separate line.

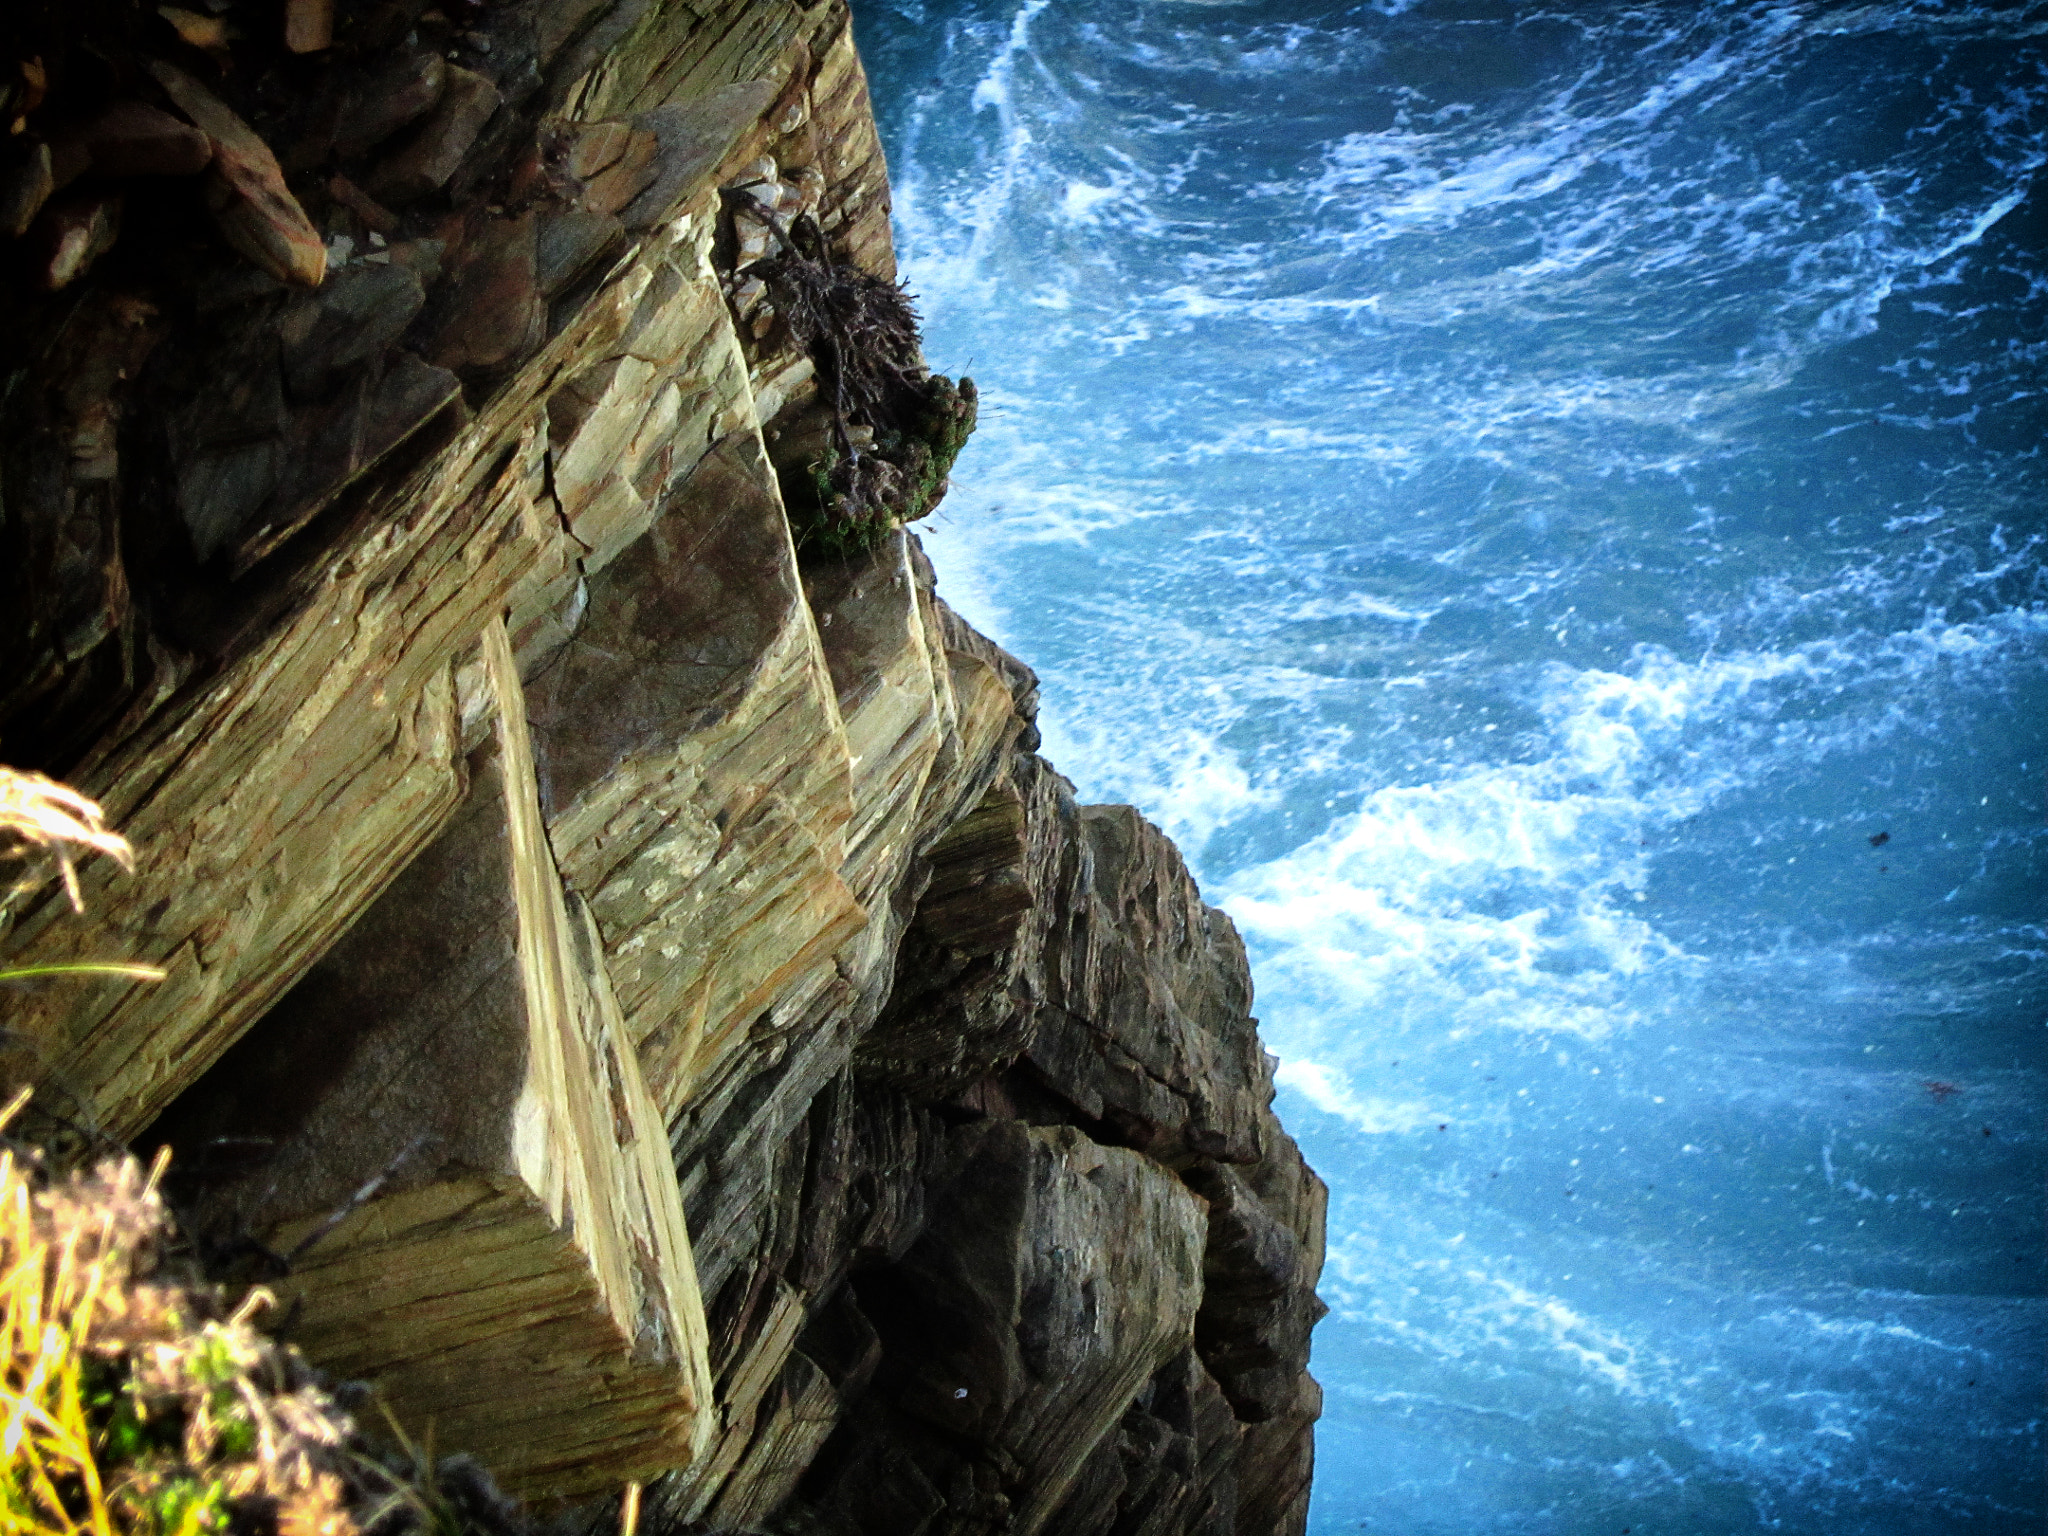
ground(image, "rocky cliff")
xmin=0 ymin=3 xmax=1324 ymax=1531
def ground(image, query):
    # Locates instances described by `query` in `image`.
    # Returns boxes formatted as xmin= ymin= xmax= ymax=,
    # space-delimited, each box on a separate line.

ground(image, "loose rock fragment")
xmin=425 ymin=212 xmax=540 ymax=371
xmin=69 ymin=102 xmax=212 ymax=178
xmin=327 ymin=172 xmax=399 ymax=235
xmin=35 ymin=192 xmax=121 ymax=291
xmin=284 ymin=0 xmax=334 ymax=54
xmin=157 ymin=7 xmax=233 ymax=66
xmin=148 ymin=60 xmax=325 ymax=287
xmin=785 ymin=164 xmax=826 ymax=215
xmin=365 ymin=64 xmax=499 ymax=205
xmin=335 ymin=47 xmax=447 ymax=160
xmin=731 ymin=274 xmax=768 ymax=316
xmin=734 ymin=213 xmax=775 ymax=266
xmin=8 ymin=57 xmax=45 ymax=134
xmin=1 ymin=142 xmax=53 ymax=237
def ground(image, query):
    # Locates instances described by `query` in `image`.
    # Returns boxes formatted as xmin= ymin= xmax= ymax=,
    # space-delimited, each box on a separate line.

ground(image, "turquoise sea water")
xmin=852 ymin=3 xmax=2048 ymax=1530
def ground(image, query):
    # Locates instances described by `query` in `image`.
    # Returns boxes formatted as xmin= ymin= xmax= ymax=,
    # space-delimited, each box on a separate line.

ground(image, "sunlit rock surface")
xmin=0 ymin=1 xmax=1323 ymax=1528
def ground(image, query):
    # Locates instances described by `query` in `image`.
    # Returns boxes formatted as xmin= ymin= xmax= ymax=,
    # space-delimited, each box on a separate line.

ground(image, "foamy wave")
xmin=1323 ymin=1225 xmax=1657 ymax=1397
xmin=869 ymin=1 xmax=2048 ymax=1522
xmin=1275 ymin=1059 xmax=1445 ymax=1133
xmin=1038 ymin=711 xmax=1286 ymax=854
xmin=1227 ymin=607 xmax=2045 ymax=1059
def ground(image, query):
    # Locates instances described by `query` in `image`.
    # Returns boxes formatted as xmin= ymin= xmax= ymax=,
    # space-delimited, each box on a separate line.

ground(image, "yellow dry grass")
xmin=0 ymin=773 xmax=133 ymax=916
xmin=0 ymin=1088 xmax=364 ymax=1536
xmin=0 ymin=768 xmax=162 ymax=987
xmin=0 ymin=766 xmax=350 ymax=1534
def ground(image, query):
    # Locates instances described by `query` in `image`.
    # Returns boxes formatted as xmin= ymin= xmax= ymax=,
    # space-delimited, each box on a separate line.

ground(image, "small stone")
xmin=735 ymin=155 xmax=777 ymax=187
xmin=365 ymin=63 xmax=499 ymax=205
xmin=425 ymin=211 xmax=540 ymax=371
xmin=1 ymin=141 xmax=53 ymax=237
xmin=69 ymin=101 xmax=213 ymax=178
xmin=148 ymin=60 xmax=326 ymax=287
xmin=157 ymin=6 xmax=233 ymax=67
xmin=326 ymin=172 xmax=399 ymax=236
xmin=731 ymin=275 xmax=767 ymax=315
xmin=70 ymin=395 xmax=121 ymax=482
xmin=284 ymin=0 xmax=334 ymax=54
xmin=9 ymin=57 xmax=46 ymax=132
xmin=735 ymin=216 xmax=774 ymax=266
xmin=386 ymin=238 xmax=445 ymax=284
xmin=208 ymin=155 xmax=327 ymax=288
xmin=335 ymin=48 xmax=446 ymax=160
xmin=784 ymin=164 xmax=826 ymax=215
xmin=35 ymin=191 xmax=122 ymax=291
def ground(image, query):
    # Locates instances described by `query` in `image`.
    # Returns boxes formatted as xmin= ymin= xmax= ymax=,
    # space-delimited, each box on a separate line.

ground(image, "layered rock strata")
xmin=0 ymin=2 xmax=1324 ymax=1530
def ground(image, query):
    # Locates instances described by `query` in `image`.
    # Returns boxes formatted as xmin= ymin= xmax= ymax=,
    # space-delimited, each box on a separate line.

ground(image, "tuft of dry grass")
xmin=748 ymin=212 xmax=976 ymax=558
xmin=0 ymin=771 xmax=134 ymax=915
xmin=0 ymin=1085 xmax=551 ymax=1536
xmin=0 ymin=767 xmax=163 ymax=988
xmin=0 ymin=1087 xmax=366 ymax=1535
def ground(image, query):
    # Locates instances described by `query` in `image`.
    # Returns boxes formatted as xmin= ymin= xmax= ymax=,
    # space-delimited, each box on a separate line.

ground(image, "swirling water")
xmin=851 ymin=3 xmax=2048 ymax=1530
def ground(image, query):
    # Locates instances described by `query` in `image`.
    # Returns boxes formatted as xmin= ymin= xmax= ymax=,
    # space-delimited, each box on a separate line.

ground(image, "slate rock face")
xmin=0 ymin=2 xmax=1324 ymax=1530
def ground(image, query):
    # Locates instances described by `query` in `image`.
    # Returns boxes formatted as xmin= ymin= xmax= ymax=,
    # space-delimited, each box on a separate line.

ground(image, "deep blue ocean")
xmin=851 ymin=3 xmax=2048 ymax=1530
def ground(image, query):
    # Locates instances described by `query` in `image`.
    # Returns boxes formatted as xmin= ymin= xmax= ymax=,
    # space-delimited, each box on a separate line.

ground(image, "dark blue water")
xmin=852 ymin=3 xmax=2048 ymax=1530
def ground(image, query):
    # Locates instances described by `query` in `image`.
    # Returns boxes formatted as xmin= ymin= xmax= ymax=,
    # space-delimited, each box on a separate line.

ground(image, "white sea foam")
xmin=1276 ymin=1059 xmax=1444 ymax=1133
xmin=1226 ymin=597 xmax=2047 ymax=1077
xmin=1037 ymin=710 xmax=1286 ymax=854
xmin=1322 ymin=1221 xmax=1658 ymax=1397
xmin=1285 ymin=592 xmax=1438 ymax=626
xmin=875 ymin=4 xmax=2048 ymax=1526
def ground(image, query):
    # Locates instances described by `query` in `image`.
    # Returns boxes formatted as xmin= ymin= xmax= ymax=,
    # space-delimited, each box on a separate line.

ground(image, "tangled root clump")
xmin=745 ymin=212 xmax=977 ymax=558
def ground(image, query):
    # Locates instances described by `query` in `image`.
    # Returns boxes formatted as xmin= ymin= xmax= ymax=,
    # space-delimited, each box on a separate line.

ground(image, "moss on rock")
xmin=746 ymin=213 xmax=976 ymax=558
